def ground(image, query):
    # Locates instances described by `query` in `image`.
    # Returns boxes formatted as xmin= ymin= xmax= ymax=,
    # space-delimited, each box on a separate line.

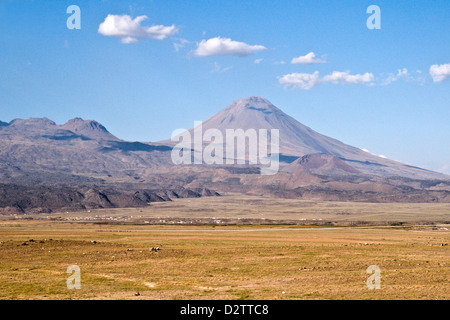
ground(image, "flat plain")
xmin=8 ymin=193 xmax=450 ymax=225
xmin=0 ymin=195 xmax=449 ymax=300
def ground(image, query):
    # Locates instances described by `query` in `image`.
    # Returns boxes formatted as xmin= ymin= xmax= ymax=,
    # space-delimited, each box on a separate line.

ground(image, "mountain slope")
xmin=282 ymin=154 xmax=361 ymax=177
xmin=0 ymin=117 xmax=173 ymax=184
xmin=61 ymin=118 xmax=119 ymax=141
xmin=174 ymin=96 xmax=447 ymax=180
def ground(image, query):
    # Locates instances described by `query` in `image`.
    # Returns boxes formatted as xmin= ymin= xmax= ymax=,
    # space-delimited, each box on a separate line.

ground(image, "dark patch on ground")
xmin=101 ymin=141 xmax=172 ymax=153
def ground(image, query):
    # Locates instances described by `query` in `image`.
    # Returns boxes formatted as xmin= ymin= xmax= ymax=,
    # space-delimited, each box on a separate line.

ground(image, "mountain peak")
xmin=282 ymin=153 xmax=361 ymax=177
xmin=62 ymin=118 xmax=117 ymax=140
xmin=225 ymin=96 xmax=280 ymax=115
xmin=9 ymin=117 xmax=56 ymax=128
xmin=200 ymin=96 xmax=292 ymax=134
xmin=64 ymin=118 xmax=109 ymax=132
xmin=179 ymin=96 xmax=448 ymax=180
xmin=235 ymin=96 xmax=272 ymax=105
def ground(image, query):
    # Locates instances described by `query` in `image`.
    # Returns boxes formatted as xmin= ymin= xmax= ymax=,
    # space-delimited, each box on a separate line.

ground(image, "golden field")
xmin=0 ymin=195 xmax=449 ymax=300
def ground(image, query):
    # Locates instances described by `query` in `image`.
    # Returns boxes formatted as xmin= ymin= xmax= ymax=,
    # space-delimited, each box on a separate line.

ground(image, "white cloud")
xmin=278 ymin=72 xmax=321 ymax=90
xmin=279 ymin=71 xmax=375 ymax=90
xmin=382 ymin=68 xmax=410 ymax=85
xmin=254 ymin=58 xmax=264 ymax=64
xmin=291 ymin=52 xmax=325 ymax=64
xmin=397 ymin=68 xmax=409 ymax=78
xmin=382 ymin=73 xmax=397 ymax=86
xmin=193 ymin=37 xmax=266 ymax=57
xmin=98 ymin=14 xmax=178 ymax=43
xmin=212 ymin=62 xmax=232 ymax=73
xmin=121 ymin=36 xmax=138 ymax=44
xmin=173 ymin=38 xmax=189 ymax=52
xmin=322 ymin=71 xmax=374 ymax=85
xmin=430 ymin=63 xmax=450 ymax=83
xmin=382 ymin=68 xmax=429 ymax=86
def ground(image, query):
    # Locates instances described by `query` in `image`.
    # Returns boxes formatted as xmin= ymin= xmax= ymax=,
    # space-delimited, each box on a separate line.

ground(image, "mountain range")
xmin=1 ymin=96 xmax=449 ymax=213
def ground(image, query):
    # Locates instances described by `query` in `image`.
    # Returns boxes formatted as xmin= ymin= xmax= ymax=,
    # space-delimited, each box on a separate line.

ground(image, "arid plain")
xmin=0 ymin=194 xmax=448 ymax=300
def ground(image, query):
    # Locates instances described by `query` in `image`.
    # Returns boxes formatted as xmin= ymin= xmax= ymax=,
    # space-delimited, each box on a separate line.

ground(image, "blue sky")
xmin=0 ymin=0 xmax=449 ymax=174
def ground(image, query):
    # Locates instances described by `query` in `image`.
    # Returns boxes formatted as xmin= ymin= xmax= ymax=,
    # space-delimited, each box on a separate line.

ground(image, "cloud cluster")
xmin=97 ymin=13 xmax=449 ymax=90
xmin=279 ymin=71 xmax=374 ymax=90
xmin=278 ymin=72 xmax=320 ymax=90
xmin=98 ymin=14 xmax=178 ymax=43
xmin=322 ymin=71 xmax=374 ymax=85
xmin=291 ymin=52 xmax=325 ymax=64
xmin=193 ymin=37 xmax=266 ymax=57
xmin=381 ymin=68 xmax=411 ymax=85
xmin=430 ymin=63 xmax=450 ymax=83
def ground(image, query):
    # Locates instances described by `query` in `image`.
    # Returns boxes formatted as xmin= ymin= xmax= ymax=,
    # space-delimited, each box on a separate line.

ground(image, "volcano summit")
xmin=168 ymin=96 xmax=448 ymax=180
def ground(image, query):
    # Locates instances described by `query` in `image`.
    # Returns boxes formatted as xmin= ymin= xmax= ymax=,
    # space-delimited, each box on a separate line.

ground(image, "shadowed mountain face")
xmin=0 ymin=97 xmax=449 ymax=210
xmin=0 ymin=184 xmax=219 ymax=215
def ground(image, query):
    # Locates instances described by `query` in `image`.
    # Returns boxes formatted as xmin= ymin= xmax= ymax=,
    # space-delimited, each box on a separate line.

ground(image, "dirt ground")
xmin=0 ymin=219 xmax=448 ymax=300
xmin=7 ymin=194 xmax=450 ymax=226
